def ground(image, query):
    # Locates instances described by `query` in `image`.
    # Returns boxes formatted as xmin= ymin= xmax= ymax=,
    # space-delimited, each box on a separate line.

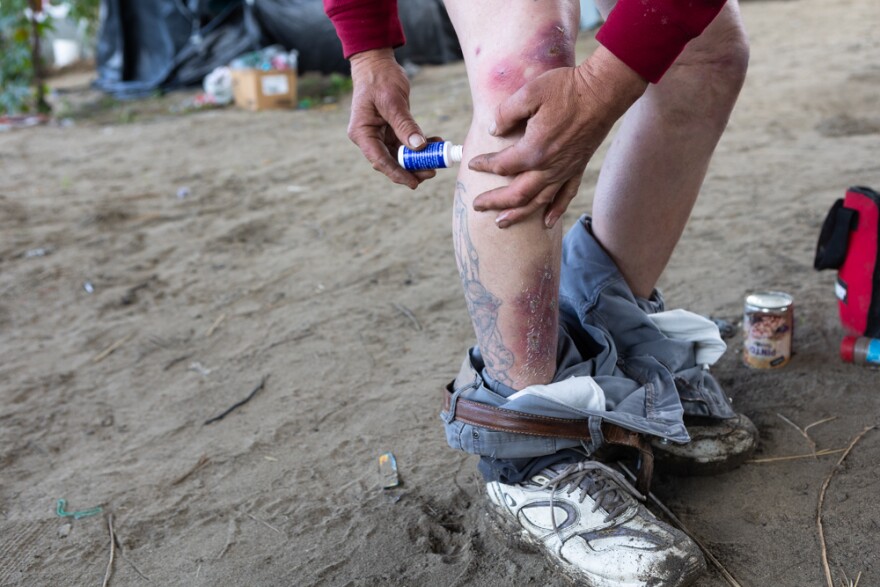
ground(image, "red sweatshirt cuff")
xmin=596 ymin=0 xmax=727 ymax=83
xmin=324 ymin=0 xmax=406 ymax=59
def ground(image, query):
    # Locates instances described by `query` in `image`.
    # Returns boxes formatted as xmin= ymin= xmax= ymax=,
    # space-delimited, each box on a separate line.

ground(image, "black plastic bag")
xmin=252 ymin=0 xmax=461 ymax=74
xmin=95 ymin=0 xmax=261 ymax=98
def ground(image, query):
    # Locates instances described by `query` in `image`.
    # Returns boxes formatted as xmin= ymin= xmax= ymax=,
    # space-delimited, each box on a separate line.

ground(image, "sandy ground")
xmin=2 ymin=0 xmax=880 ymax=585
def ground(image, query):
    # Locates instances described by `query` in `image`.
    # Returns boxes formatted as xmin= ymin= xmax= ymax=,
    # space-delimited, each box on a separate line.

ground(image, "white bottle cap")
xmin=449 ymin=144 xmax=463 ymax=163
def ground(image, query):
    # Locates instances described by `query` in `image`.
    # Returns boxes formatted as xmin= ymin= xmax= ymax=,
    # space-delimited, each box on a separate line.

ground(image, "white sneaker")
xmin=485 ymin=461 xmax=706 ymax=587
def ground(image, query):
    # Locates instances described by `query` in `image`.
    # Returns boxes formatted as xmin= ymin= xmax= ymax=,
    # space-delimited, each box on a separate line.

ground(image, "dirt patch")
xmin=1 ymin=0 xmax=879 ymax=585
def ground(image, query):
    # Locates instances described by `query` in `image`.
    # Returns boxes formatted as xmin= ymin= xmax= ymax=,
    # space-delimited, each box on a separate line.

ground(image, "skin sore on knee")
xmin=483 ymin=22 xmax=575 ymax=95
xmin=527 ymin=23 xmax=575 ymax=68
xmin=511 ymin=261 xmax=559 ymax=380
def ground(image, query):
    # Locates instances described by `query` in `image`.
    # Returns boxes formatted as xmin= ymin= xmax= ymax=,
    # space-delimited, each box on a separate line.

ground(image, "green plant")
xmin=66 ymin=0 xmax=99 ymax=37
xmin=0 ymin=0 xmax=56 ymax=114
xmin=326 ymin=73 xmax=353 ymax=98
xmin=0 ymin=0 xmax=32 ymax=114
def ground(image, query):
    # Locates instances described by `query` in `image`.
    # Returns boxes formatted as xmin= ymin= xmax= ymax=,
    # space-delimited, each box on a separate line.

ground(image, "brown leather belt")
xmin=443 ymin=383 xmax=654 ymax=493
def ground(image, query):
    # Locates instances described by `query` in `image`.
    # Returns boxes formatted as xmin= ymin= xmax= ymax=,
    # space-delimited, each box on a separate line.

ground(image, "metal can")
xmin=743 ymin=291 xmax=794 ymax=368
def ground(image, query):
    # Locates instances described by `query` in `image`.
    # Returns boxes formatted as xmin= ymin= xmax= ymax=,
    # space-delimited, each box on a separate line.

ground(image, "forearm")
xmin=577 ymin=45 xmax=648 ymax=121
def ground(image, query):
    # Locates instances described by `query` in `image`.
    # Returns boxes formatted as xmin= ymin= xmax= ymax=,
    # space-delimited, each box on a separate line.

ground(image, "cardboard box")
xmin=231 ymin=69 xmax=297 ymax=111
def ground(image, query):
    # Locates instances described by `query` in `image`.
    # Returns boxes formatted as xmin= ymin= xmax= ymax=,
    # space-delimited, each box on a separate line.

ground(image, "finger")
xmin=544 ymin=175 xmax=581 ymax=228
xmin=354 ymin=132 xmax=420 ymax=189
xmin=413 ymin=169 xmax=437 ymax=182
xmin=494 ymin=183 xmax=562 ymax=229
xmin=468 ymin=142 xmax=537 ymax=176
xmin=472 ymin=172 xmax=551 ymax=212
xmin=490 ymin=86 xmax=536 ymax=137
xmin=389 ymin=135 xmax=444 ymax=156
xmin=377 ymin=93 xmax=427 ymax=150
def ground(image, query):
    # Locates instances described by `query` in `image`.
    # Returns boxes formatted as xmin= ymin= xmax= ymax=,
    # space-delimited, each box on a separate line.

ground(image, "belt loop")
xmin=636 ymin=437 xmax=655 ymax=495
xmin=588 ymin=416 xmax=605 ymax=453
xmin=442 ymin=374 xmax=479 ymax=424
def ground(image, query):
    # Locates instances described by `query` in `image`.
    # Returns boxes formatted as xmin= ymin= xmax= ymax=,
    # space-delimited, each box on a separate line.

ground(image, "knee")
xmin=693 ymin=26 xmax=750 ymax=94
xmin=657 ymin=19 xmax=749 ymax=128
xmin=470 ymin=21 xmax=577 ymax=120
xmin=673 ymin=1 xmax=749 ymax=92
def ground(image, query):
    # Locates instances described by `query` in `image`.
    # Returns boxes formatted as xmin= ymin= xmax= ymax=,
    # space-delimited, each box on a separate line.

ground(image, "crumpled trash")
xmin=203 ymin=66 xmax=234 ymax=105
xmin=378 ymin=452 xmax=400 ymax=488
xmin=230 ymin=45 xmax=298 ymax=72
xmin=24 ymin=247 xmax=52 ymax=258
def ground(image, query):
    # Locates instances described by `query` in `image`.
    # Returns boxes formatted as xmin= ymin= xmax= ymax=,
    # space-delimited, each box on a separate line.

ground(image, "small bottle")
xmin=398 ymin=141 xmax=463 ymax=171
xmin=840 ymin=336 xmax=880 ymax=365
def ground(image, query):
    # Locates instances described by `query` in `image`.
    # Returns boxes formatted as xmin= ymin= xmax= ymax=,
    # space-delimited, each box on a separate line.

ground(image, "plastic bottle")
xmin=840 ymin=336 xmax=880 ymax=365
xmin=398 ymin=141 xmax=463 ymax=171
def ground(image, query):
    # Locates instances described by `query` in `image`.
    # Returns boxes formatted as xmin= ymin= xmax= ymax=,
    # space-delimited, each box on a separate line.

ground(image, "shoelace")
xmin=537 ymin=461 xmax=646 ymax=539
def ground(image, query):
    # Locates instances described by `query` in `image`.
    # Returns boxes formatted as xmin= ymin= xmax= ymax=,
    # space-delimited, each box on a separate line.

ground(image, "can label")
xmin=401 ymin=142 xmax=448 ymax=170
xmin=744 ymin=311 xmax=792 ymax=368
xmin=866 ymin=338 xmax=880 ymax=364
xmin=743 ymin=291 xmax=794 ymax=369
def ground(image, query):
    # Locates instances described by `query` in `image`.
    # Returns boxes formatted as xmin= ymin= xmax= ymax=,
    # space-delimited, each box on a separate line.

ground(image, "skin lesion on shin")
xmin=453 ymin=182 xmax=515 ymax=386
xmin=513 ymin=262 xmax=559 ymax=382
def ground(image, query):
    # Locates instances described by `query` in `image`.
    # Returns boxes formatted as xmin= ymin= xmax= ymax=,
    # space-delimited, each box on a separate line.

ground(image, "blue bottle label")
xmin=401 ymin=142 xmax=448 ymax=170
xmin=866 ymin=338 xmax=880 ymax=364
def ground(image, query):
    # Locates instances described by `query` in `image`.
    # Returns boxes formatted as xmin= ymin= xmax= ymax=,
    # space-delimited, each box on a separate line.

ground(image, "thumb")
xmin=490 ymin=87 xmax=535 ymax=137
xmin=380 ymin=94 xmax=427 ymax=150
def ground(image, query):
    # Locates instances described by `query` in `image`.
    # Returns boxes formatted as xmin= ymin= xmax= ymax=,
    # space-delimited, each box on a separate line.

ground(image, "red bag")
xmin=815 ymin=186 xmax=880 ymax=337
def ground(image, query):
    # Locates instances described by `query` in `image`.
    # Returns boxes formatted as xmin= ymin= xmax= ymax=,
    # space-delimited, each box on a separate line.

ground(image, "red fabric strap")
xmin=324 ymin=0 xmax=406 ymax=59
xmin=596 ymin=0 xmax=728 ymax=83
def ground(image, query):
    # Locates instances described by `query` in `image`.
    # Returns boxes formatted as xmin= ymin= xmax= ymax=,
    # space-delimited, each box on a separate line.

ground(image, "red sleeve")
xmin=596 ymin=0 xmax=727 ymax=83
xmin=324 ymin=0 xmax=406 ymax=59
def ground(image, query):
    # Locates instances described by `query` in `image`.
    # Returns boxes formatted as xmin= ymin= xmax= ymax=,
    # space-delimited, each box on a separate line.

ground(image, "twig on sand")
xmin=118 ymin=551 xmax=151 ymax=583
xmin=163 ymin=354 xmax=194 ymax=371
xmin=171 ymin=455 xmax=211 ymax=486
xmin=818 ymin=426 xmax=875 ymax=587
xmin=392 ymin=302 xmax=422 ymax=331
xmin=204 ymin=376 xmax=268 ymax=425
xmin=805 ymin=417 xmax=839 ymax=436
xmin=747 ymin=448 xmax=846 ymax=464
xmin=111 ymin=531 xmax=151 ymax=582
xmin=618 ymin=464 xmax=743 ymax=587
xmin=245 ymin=512 xmax=283 ymax=535
xmin=777 ymin=414 xmax=838 ymax=456
xmin=263 ymin=328 xmax=313 ymax=353
xmin=93 ymin=334 xmax=134 ymax=363
xmin=102 ymin=514 xmax=116 ymax=587
xmin=839 ymin=570 xmax=862 ymax=587
xmin=205 ymin=313 xmax=226 ymax=337
xmin=216 ymin=517 xmax=238 ymax=560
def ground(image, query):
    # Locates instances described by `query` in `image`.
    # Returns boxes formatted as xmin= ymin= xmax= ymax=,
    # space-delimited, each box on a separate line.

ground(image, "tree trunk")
xmin=29 ymin=0 xmax=49 ymax=113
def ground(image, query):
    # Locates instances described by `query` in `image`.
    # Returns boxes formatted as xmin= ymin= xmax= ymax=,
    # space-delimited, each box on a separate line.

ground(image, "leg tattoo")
xmin=453 ymin=182 xmax=515 ymax=386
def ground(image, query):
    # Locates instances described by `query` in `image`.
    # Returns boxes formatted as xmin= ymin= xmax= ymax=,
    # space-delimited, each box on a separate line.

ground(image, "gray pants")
xmin=441 ymin=216 xmax=735 ymax=481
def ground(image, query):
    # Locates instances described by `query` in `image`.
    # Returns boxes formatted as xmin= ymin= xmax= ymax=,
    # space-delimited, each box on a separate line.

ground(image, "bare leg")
xmin=444 ymin=2 xmax=580 ymax=390
xmin=592 ymin=0 xmax=750 ymax=298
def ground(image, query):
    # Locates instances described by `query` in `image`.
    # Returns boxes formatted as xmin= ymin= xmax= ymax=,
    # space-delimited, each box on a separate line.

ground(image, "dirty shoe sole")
xmin=653 ymin=414 xmax=758 ymax=476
